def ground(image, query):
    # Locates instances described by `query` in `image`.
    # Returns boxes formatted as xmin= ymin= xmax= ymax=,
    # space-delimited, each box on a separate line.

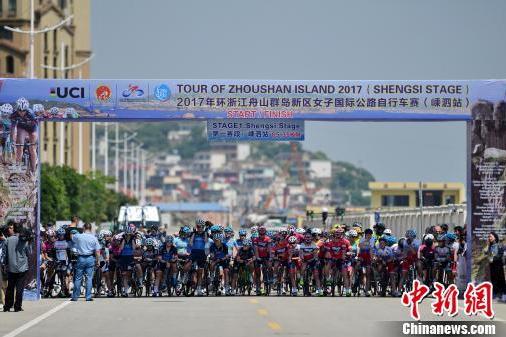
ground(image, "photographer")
xmin=0 ymin=226 xmax=6 ymax=305
xmin=2 ymin=221 xmax=32 ymax=312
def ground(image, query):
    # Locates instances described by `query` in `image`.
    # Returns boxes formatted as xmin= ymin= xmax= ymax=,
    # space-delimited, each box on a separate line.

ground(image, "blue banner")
xmin=2 ymin=79 xmax=506 ymax=121
xmin=207 ymin=119 xmax=304 ymax=141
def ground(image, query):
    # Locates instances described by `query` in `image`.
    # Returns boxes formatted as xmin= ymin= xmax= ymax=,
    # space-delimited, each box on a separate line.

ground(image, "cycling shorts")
xmin=401 ymin=255 xmax=417 ymax=272
xmin=302 ymin=259 xmax=319 ymax=270
xmin=327 ymin=258 xmax=352 ymax=273
xmin=358 ymin=252 xmax=372 ymax=266
xmin=190 ymin=250 xmax=207 ymax=268
xmin=118 ymin=255 xmax=134 ymax=272
xmin=254 ymin=257 xmax=271 ymax=268
xmin=212 ymin=258 xmax=230 ymax=270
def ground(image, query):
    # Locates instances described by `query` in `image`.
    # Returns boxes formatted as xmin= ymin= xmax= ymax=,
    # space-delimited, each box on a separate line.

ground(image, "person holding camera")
xmin=2 ymin=222 xmax=32 ymax=312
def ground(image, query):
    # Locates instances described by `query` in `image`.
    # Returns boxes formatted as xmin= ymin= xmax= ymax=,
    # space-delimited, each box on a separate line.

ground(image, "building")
xmin=210 ymin=143 xmax=250 ymax=161
xmin=307 ymin=160 xmax=332 ymax=179
xmin=0 ymin=0 xmax=92 ymax=172
xmin=369 ymin=182 xmax=466 ymax=209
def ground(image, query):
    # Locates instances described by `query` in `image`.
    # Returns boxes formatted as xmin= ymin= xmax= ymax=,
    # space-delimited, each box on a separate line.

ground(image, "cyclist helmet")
xmin=238 ymin=229 xmax=247 ymax=236
xmin=65 ymin=107 xmax=78 ymax=118
xmin=349 ymin=229 xmax=358 ymax=238
xmin=56 ymin=228 xmax=66 ymax=237
xmin=126 ymin=223 xmax=137 ymax=234
xmin=242 ymin=238 xmax=252 ymax=247
xmin=287 ymin=225 xmax=296 ymax=233
xmin=98 ymin=232 xmax=106 ymax=241
xmin=32 ymin=104 xmax=45 ymax=114
xmin=446 ymin=233 xmax=457 ymax=242
xmin=353 ymin=226 xmax=363 ymax=235
xmin=166 ymin=235 xmax=174 ymax=243
xmin=210 ymin=225 xmax=221 ymax=233
xmin=195 ymin=218 xmax=206 ymax=227
xmin=386 ymin=235 xmax=397 ymax=247
xmin=0 ymin=103 xmax=13 ymax=116
xmin=424 ymin=234 xmax=434 ymax=242
xmin=224 ymin=226 xmax=234 ymax=234
xmin=103 ymin=230 xmax=112 ymax=237
xmin=280 ymin=228 xmax=288 ymax=236
xmin=213 ymin=233 xmax=224 ymax=242
xmin=296 ymin=228 xmax=305 ymax=235
xmin=311 ymin=228 xmax=322 ymax=235
xmin=181 ymin=226 xmax=191 ymax=235
xmin=258 ymin=226 xmax=267 ymax=234
xmin=378 ymin=235 xmax=387 ymax=243
xmin=16 ymin=97 xmax=30 ymax=111
xmin=46 ymin=229 xmax=56 ymax=237
xmin=374 ymin=222 xmax=386 ymax=230
xmin=304 ymin=232 xmax=312 ymax=241
xmin=288 ymin=236 xmax=298 ymax=244
xmin=251 ymin=225 xmax=258 ymax=233
xmin=364 ymin=228 xmax=373 ymax=235
xmin=335 ymin=227 xmax=344 ymax=234
xmin=145 ymin=238 xmax=155 ymax=247
xmin=49 ymin=107 xmax=59 ymax=116
xmin=383 ymin=229 xmax=392 ymax=235
xmin=352 ymin=222 xmax=362 ymax=229
xmin=405 ymin=229 xmax=417 ymax=239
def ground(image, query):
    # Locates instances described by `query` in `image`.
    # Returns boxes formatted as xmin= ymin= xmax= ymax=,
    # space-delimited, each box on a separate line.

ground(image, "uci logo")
xmin=50 ymin=87 xmax=85 ymax=99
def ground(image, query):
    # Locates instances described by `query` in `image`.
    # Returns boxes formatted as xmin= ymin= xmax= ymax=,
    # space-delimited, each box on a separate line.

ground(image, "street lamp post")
xmin=4 ymin=1 xmax=73 ymax=78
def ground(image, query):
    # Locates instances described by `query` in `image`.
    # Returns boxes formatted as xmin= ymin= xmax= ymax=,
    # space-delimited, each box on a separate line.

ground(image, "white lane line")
xmin=3 ymin=301 xmax=71 ymax=337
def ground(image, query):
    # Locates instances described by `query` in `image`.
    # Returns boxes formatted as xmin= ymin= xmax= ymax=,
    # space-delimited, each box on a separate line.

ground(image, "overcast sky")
xmin=90 ymin=0 xmax=506 ymax=183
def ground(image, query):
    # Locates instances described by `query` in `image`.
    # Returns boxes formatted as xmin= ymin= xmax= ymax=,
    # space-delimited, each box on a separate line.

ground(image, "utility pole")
xmin=123 ymin=133 xmax=127 ymax=194
xmin=4 ymin=1 xmax=73 ymax=78
xmin=115 ymin=123 xmax=119 ymax=192
xmin=140 ymin=150 xmax=146 ymax=204
xmin=418 ymin=181 xmax=424 ymax=235
xmin=104 ymin=123 xmax=109 ymax=176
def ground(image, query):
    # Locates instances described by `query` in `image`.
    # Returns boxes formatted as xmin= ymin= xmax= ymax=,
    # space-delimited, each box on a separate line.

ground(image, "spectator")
xmin=4 ymin=223 xmax=14 ymax=238
xmin=70 ymin=222 xmax=100 ymax=301
xmin=485 ymin=232 xmax=506 ymax=301
xmin=69 ymin=216 xmax=80 ymax=228
xmin=2 ymin=222 xmax=32 ymax=312
xmin=0 ymin=226 xmax=6 ymax=305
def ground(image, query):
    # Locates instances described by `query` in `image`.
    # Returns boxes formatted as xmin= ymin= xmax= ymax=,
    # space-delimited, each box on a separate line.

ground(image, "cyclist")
xmin=174 ymin=226 xmax=193 ymax=290
xmin=118 ymin=224 xmax=139 ymax=297
xmin=96 ymin=230 xmax=111 ymax=297
xmin=271 ymin=231 xmax=289 ymax=295
xmin=190 ymin=218 xmax=208 ymax=296
xmin=324 ymin=227 xmax=353 ymax=296
xmin=434 ymin=234 xmax=453 ymax=285
xmin=143 ymin=238 xmax=161 ymax=296
xmin=209 ymin=233 xmax=231 ymax=295
xmin=10 ymin=97 xmax=38 ymax=173
xmin=236 ymin=229 xmax=248 ymax=248
xmin=374 ymin=236 xmax=397 ymax=296
xmin=161 ymin=235 xmax=178 ymax=294
xmin=286 ymin=235 xmax=300 ymax=296
xmin=299 ymin=232 xmax=322 ymax=295
xmin=417 ymin=234 xmax=435 ymax=286
xmin=53 ymin=228 xmax=71 ymax=297
xmin=400 ymin=229 xmax=421 ymax=288
xmin=358 ymin=228 xmax=375 ymax=296
xmin=32 ymin=104 xmax=45 ymax=118
xmin=372 ymin=222 xmax=386 ymax=242
xmin=232 ymin=238 xmax=255 ymax=294
xmin=0 ymin=103 xmax=13 ymax=164
xmin=252 ymin=226 xmax=272 ymax=295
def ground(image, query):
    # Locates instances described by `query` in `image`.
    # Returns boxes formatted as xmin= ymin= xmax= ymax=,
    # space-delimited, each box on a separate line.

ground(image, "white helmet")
xmin=0 ymin=103 xmax=13 ymax=116
xmin=15 ymin=97 xmax=30 ymax=111
xmin=296 ymin=228 xmax=305 ymax=234
xmin=250 ymin=225 xmax=258 ymax=233
xmin=349 ymin=229 xmax=358 ymax=237
xmin=311 ymin=228 xmax=322 ymax=235
xmin=424 ymin=234 xmax=434 ymax=241
xmin=49 ymin=107 xmax=59 ymax=116
xmin=383 ymin=229 xmax=392 ymax=235
xmin=32 ymin=104 xmax=45 ymax=114
xmin=65 ymin=107 xmax=78 ymax=118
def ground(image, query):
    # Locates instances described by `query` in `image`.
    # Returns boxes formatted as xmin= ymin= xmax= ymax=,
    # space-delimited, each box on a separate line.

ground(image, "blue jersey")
xmin=210 ymin=243 xmax=228 ymax=260
xmin=225 ymin=238 xmax=238 ymax=256
xmin=236 ymin=239 xmax=245 ymax=249
xmin=162 ymin=246 xmax=177 ymax=262
xmin=120 ymin=238 xmax=134 ymax=256
xmin=174 ymin=237 xmax=191 ymax=255
xmin=192 ymin=232 xmax=207 ymax=251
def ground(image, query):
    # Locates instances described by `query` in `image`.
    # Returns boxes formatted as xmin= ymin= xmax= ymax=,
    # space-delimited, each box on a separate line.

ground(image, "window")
xmin=43 ymin=56 xmax=48 ymax=78
xmin=8 ymin=0 xmax=16 ymax=16
xmin=0 ymin=27 xmax=13 ymax=40
xmin=6 ymin=55 xmax=14 ymax=74
xmin=381 ymin=195 xmax=409 ymax=207
xmin=416 ymin=190 xmax=443 ymax=207
xmin=44 ymin=32 xmax=48 ymax=51
xmin=59 ymin=0 xmax=67 ymax=10
xmin=53 ymin=144 xmax=57 ymax=164
xmin=0 ymin=1 xmax=3 ymax=16
xmin=53 ymin=56 xmax=57 ymax=78
xmin=53 ymin=30 xmax=57 ymax=53
xmin=64 ymin=45 xmax=68 ymax=78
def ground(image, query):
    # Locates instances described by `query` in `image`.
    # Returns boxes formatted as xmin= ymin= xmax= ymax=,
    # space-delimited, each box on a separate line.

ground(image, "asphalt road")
xmin=2 ymin=297 xmax=505 ymax=337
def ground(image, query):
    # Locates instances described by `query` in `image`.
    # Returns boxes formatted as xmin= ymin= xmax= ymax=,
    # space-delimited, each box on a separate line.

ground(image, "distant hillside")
xmin=132 ymin=122 xmax=375 ymax=206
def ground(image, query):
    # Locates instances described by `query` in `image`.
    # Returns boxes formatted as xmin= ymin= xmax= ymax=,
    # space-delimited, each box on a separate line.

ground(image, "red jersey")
xmin=272 ymin=241 xmax=289 ymax=261
xmin=253 ymin=235 xmax=272 ymax=258
xmin=325 ymin=238 xmax=351 ymax=260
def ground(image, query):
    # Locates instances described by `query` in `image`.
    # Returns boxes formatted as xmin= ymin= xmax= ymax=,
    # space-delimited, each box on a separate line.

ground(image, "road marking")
xmin=249 ymin=299 xmax=259 ymax=304
xmin=267 ymin=321 xmax=282 ymax=331
xmin=3 ymin=301 xmax=71 ymax=337
xmin=257 ymin=308 xmax=268 ymax=316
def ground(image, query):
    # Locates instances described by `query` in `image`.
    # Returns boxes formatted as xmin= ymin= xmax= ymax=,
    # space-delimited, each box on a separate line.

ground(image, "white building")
xmin=308 ymin=160 xmax=332 ymax=179
xmin=193 ymin=151 xmax=227 ymax=171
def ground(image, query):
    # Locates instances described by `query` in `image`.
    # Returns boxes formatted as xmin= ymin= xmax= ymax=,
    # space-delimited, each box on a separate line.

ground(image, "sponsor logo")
xmin=153 ymin=84 xmax=171 ymax=101
xmin=95 ymin=85 xmax=112 ymax=102
xmin=50 ymin=87 xmax=85 ymax=99
xmin=122 ymin=84 xmax=145 ymax=98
